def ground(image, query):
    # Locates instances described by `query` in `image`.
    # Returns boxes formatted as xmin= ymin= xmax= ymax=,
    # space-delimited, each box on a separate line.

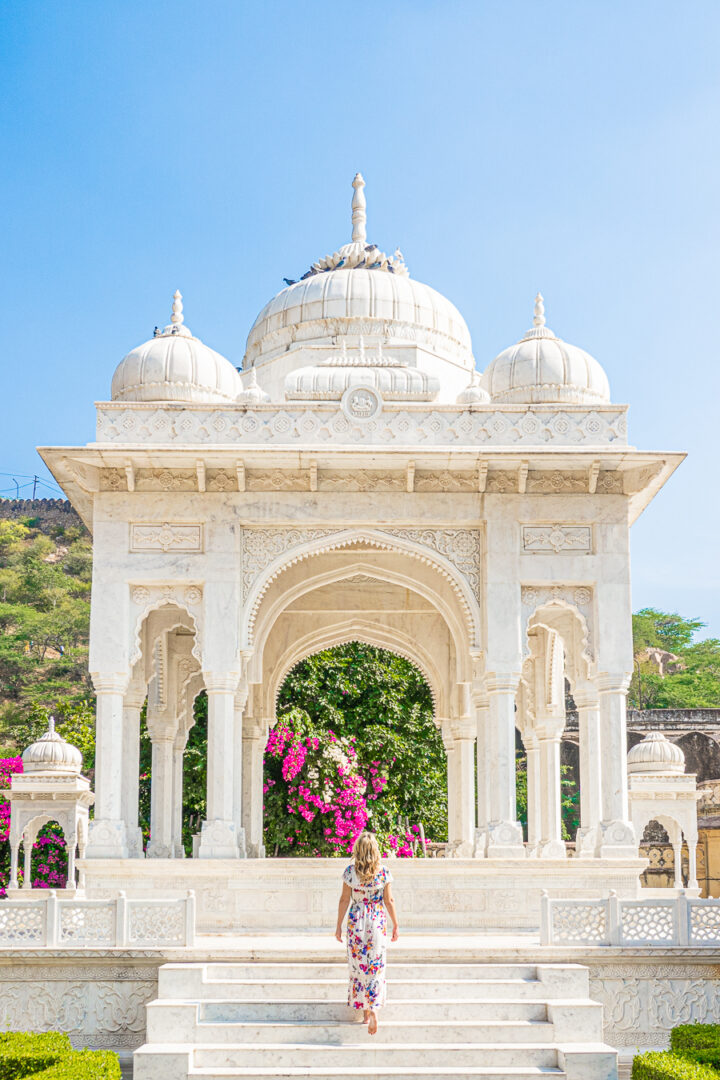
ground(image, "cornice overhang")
xmin=37 ymin=442 xmax=685 ymax=535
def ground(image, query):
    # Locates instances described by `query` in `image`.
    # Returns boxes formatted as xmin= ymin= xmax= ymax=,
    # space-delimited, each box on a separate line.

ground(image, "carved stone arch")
xmin=129 ymin=583 xmax=204 ymax=669
xmin=523 ymin=592 xmax=594 ymax=692
xmin=241 ymin=527 xmax=482 ymax=648
xmin=264 ymin=618 xmax=444 ymax=722
xmin=248 ymin=559 xmax=470 ymax=687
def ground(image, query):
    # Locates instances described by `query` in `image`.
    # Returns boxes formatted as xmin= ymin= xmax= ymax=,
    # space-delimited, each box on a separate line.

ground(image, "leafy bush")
xmin=33 ymin=1050 xmax=121 ymax=1078
xmin=0 ymin=1036 xmax=118 ymax=1079
xmin=0 ymin=1032 xmax=72 ymax=1078
xmin=632 ymin=1050 xmax=720 ymax=1080
xmin=671 ymin=1026 xmax=720 ymax=1067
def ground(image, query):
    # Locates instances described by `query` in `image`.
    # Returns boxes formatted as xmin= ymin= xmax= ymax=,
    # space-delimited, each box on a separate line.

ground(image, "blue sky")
xmin=1 ymin=1 xmax=718 ymax=636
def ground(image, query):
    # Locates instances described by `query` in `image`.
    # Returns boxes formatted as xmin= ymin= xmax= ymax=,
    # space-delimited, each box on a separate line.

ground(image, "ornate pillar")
xmin=524 ymin=731 xmax=542 ymax=854
xmin=481 ymin=674 xmax=524 ymax=857
xmin=22 ymin=829 xmax=33 ymax=890
xmin=243 ymin=720 xmax=267 ymax=858
xmin=147 ymin=732 xmax=175 ymax=858
xmin=171 ymin=733 xmax=188 ymax=858
xmin=686 ymin=830 xmax=699 ymax=892
xmin=536 ymin=718 xmax=566 ymax=859
xmin=198 ymin=674 xmax=241 ymax=858
xmin=66 ymin=827 xmax=77 ymax=889
xmin=575 ymin=692 xmax=603 ymax=857
xmin=8 ymin=837 xmax=19 ymax=890
xmin=474 ymin=698 xmax=489 ymax=857
xmin=448 ymin=718 xmax=475 ymax=854
xmin=597 ymin=673 xmax=637 ymax=857
xmin=233 ymin=689 xmax=247 ymax=858
xmin=122 ymin=686 xmax=145 ymax=858
xmin=86 ymin=673 xmax=129 ymax=857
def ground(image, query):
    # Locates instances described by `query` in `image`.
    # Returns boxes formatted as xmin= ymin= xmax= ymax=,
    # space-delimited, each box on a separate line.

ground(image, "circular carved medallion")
xmin=341 ymin=385 xmax=382 ymax=423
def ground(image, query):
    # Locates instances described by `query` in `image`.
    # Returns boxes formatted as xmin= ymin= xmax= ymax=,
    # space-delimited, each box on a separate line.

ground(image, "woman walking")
xmin=335 ymin=832 xmax=399 ymax=1035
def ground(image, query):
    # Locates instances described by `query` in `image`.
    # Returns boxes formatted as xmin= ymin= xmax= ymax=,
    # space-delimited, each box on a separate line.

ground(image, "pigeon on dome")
xmin=237 ymin=366 xmax=271 ymax=404
xmin=297 ymin=173 xmax=409 ymax=280
xmin=111 ymin=290 xmax=242 ymax=404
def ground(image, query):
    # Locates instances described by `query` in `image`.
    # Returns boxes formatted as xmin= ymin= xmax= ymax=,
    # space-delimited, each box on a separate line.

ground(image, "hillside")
xmin=0 ymin=499 xmax=92 ymax=747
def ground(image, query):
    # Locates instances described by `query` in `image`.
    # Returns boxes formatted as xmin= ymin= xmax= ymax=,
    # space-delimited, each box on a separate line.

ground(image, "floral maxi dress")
xmin=343 ymin=863 xmax=393 ymax=1011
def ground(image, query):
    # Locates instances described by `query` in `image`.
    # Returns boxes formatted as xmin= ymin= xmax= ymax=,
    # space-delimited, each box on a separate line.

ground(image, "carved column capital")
xmin=596 ymin=672 xmax=632 ymax=694
xmin=203 ymin=672 xmax=241 ymax=694
xmin=91 ymin=672 xmax=130 ymax=695
xmin=484 ymin=672 xmax=522 ymax=696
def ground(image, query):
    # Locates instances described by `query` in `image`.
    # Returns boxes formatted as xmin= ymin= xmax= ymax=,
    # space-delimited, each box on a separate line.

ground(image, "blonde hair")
xmin=353 ymin=831 xmax=381 ymax=884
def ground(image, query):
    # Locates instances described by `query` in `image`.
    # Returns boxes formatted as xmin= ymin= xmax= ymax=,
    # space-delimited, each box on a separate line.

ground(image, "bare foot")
xmin=368 ymin=1010 xmax=378 ymax=1035
xmin=362 ymin=1009 xmax=369 ymax=1024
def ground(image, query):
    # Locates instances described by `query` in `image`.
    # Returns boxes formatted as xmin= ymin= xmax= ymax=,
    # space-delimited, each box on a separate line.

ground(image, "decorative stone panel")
xmin=130 ymin=523 xmax=203 ymax=553
xmin=521 ymin=584 xmax=594 ymax=661
xmin=522 ymin=525 xmax=592 ymax=555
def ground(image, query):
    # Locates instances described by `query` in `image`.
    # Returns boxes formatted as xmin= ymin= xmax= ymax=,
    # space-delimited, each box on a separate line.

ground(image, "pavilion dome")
xmin=111 ymin=292 xmax=242 ymax=404
xmin=627 ymin=731 xmax=686 ymax=776
xmin=242 ymin=175 xmax=475 ymax=404
xmin=484 ymin=294 xmax=611 ymax=405
xmin=22 ymin=718 xmax=83 ymax=776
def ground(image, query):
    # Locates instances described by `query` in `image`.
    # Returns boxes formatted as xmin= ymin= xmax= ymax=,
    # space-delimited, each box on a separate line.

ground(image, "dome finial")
xmin=533 ymin=292 xmax=546 ymax=329
xmin=351 ymin=173 xmax=367 ymax=245
xmin=171 ymin=290 xmax=184 ymax=327
xmin=48 ymin=715 xmax=55 ymax=735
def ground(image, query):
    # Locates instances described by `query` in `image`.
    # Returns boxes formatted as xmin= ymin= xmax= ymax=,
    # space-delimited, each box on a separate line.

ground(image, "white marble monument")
xmin=38 ymin=173 xmax=685 ymax=928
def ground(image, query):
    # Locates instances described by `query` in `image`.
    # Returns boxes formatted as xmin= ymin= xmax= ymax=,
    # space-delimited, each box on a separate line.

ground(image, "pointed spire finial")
xmin=533 ymin=292 xmax=545 ymax=328
xmin=248 ymin=367 xmax=258 ymax=388
xmin=351 ymin=173 xmax=367 ymax=245
xmin=48 ymin=715 xmax=55 ymax=734
xmin=171 ymin=289 xmax=184 ymax=326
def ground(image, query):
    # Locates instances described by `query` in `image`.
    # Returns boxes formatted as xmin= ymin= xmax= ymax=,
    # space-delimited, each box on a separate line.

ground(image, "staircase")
xmin=133 ymin=958 xmax=618 ymax=1080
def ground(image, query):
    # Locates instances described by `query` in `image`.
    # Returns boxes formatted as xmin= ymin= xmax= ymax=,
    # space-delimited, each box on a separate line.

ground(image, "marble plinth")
xmin=77 ymin=857 xmax=646 ymax=933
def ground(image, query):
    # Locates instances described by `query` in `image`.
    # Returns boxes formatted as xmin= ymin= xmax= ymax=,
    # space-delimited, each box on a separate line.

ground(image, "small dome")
xmin=111 ymin=291 xmax=242 ymax=404
xmin=484 ymin=294 xmax=610 ymax=405
xmin=457 ymin=369 xmax=490 ymax=405
xmin=627 ymin=731 xmax=686 ymax=775
xmin=22 ymin=718 xmax=83 ymax=775
xmin=237 ymin=367 xmax=271 ymax=404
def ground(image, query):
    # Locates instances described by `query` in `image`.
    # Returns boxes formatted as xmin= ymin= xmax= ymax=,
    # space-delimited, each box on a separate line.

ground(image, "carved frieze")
xmin=95 ymin=404 xmax=629 ymax=447
xmin=521 ymin=525 xmax=592 ymax=555
xmin=414 ymin=471 xmax=476 ymax=492
xmin=485 ymin=471 xmax=517 ymax=494
xmin=130 ymin=523 xmax=203 ymax=553
xmin=246 ymin=470 xmax=310 ymax=492
xmin=135 ymin=469 xmax=196 ymax=492
xmin=526 ymin=470 xmax=587 ymax=494
xmin=596 ymin=470 xmax=623 ymax=494
xmin=318 ymin=471 xmax=404 ymax=491
xmin=206 ymin=470 xmax=236 ymax=492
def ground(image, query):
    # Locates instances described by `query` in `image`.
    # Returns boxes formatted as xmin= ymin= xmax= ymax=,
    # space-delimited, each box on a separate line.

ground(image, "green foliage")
xmin=33 ymin=1050 xmax=121 ymax=1079
xmin=0 ymin=516 xmax=92 ymax=743
xmin=515 ymin=753 xmax=580 ymax=840
xmin=632 ymin=1051 xmax=720 ymax=1080
xmin=270 ymin=644 xmax=447 ymax=847
xmin=0 ymin=1032 xmax=73 ymax=1079
xmin=670 ymin=1026 xmax=720 ymax=1067
xmin=629 ymin=609 xmax=720 ymax=709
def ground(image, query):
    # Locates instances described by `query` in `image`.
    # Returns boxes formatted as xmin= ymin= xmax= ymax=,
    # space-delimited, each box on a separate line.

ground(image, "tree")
xmin=629 ymin=609 xmax=720 ymax=709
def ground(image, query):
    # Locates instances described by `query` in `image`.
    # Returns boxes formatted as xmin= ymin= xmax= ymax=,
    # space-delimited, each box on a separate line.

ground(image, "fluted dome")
xmin=22 ymin=718 xmax=83 ymax=775
xmin=243 ymin=175 xmax=475 ymax=404
xmin=111 ymin=292 xmax=242 ymax=404
xmin=456 ymin=369 xmax=490 ymax=405
xmin=627 ymin=731 xmax=685 ymax=775
xmin=484 ymin=295 xmax=610 ymax=405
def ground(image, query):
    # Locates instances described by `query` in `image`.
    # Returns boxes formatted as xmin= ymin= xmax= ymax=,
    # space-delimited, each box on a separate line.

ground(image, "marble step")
xmin=148 ymin=1015 xmax=558 ymax=1046
xmin=155 ymin=978 xmax=565 ymax=1002
xmin=191 ymin=1042 xmax=564 ymax=1069
xmin=192 ymin=963 xmax=544 ymax=982
xmin=197 ymin=999 xmax=550 ymax=1022
xmin=187 ymin=1067 xmax=566 ymax=1080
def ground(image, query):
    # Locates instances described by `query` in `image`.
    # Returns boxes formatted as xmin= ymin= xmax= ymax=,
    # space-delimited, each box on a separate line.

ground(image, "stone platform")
xmin=77 ymin=857 xmax=647 ymax=933
xmin=2 ymin=934 xmax=719 ymax=1068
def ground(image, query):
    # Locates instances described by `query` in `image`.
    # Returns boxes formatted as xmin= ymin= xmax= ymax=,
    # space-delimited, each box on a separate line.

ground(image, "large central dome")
xmin=242 ymin=175 xmax=475 ymax=404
